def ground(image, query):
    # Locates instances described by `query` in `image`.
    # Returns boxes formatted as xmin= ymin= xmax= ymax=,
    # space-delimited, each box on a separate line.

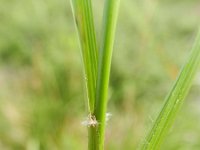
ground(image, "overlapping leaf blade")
xmin=71 ymin=0 xmax=98 ymax=113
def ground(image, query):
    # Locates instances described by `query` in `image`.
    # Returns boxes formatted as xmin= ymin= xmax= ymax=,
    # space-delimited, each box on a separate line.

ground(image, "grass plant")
xmin=71 ymin=0 xmax=120 ymax=149
xmin=1 ymin=0 xmax=200 ymax=149
xmin=71 ymin=0 xmax=200 ymax=150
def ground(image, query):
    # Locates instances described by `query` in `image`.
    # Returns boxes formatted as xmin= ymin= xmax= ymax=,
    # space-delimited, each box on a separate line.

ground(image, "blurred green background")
xmin=0 ymin=0 xmax=200 ymax=149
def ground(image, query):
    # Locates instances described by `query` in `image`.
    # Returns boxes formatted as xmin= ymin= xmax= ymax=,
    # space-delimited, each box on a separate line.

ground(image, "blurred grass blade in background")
xmin=141 ymin=30 xmax=200 ymax=150
xmin=94 ymin=0 xmax=120 ymax=149
xmin=71 ymin=0 xmax=98 ymax=113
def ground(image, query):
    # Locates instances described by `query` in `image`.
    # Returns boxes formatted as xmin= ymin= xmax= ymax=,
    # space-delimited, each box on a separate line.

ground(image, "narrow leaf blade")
xmin=141 ymin=31 xmax=200 ymax=150
xmin=71 ymin=0 xmax=98 ymax=113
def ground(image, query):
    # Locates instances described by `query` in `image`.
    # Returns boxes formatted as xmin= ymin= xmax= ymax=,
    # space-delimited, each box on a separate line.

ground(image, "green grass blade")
xmin=141 ymin=31 xmax=200 ymax=150
xmin=94 ymin=0 xmax=120 ymax=149
xmin=71 ymin=0 xmax=98 ymax=113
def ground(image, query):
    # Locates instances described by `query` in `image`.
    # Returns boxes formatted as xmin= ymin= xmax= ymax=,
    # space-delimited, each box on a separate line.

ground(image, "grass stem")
xmin=94 ymin=0 xmax=120 ymax=149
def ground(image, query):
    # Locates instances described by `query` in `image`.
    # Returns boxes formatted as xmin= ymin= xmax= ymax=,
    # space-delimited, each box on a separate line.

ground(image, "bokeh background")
xmin=0 ymin=0 xmax=200 ymax=149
